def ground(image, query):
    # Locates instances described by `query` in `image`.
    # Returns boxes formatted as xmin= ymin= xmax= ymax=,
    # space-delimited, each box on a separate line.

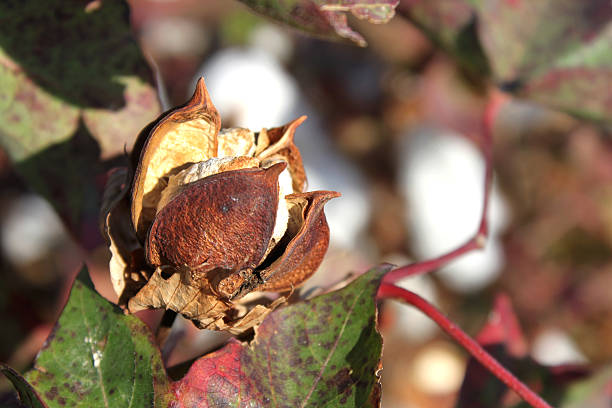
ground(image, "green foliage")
xmin=1 ymin=1 xmax=610 ymax=407
xmin=0 ymin=0 xmax=160 ymax=247
xmin=3 ymin=265 xmax=390 ymax=407
xmin=20 ymin=267 xmax=170 ymax=408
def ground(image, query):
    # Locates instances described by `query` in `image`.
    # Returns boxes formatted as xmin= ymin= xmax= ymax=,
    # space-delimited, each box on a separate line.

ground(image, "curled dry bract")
xmin=101 ymin=78 xmax=339 ymax=333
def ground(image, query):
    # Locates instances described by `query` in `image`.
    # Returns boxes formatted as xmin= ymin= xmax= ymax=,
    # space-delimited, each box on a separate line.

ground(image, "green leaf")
xmin=559 ymin=366 xmax=612 ymax=408
xmin=171 ymin=265 xmax=391 ymax=407
xmin=0 ymin=364 xmax=48 ymax=408
xmin=237 ymin=0 xmax=399 ymax=46
xmin=22 ymin=266 xmax=170 ymax=408
xmin=0 ymin=0 xmax=160 ymax=247
xmin=4 ymin=265 xmax=389 ymax=407
xmin=475 ymin=0 xmax=612 ymax=123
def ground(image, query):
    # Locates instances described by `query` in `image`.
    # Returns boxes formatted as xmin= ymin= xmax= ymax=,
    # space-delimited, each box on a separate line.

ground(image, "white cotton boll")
xmin=1 ymin=194 xmax=68 ymax=266
xmin=531 ymin=328 xmax=588 ymax=366
xmin=270 ymin=167 xmax=293 ymax=248
xmin=398 ymin=126 xmax=510 ymax=293
xmin=197 ymin=48 xmax=298 ymax=130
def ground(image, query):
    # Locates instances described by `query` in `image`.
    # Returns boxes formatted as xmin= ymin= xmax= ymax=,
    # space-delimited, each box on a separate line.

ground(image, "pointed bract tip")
xmin=286 ymin=115 xmax=307 ymax=134
xmin=264 ymin=161 xmax=288 ymax=178
xmin=190 ymin=77 xmax=214 ymax=108
xmin=315 ymin=190 xmax=341 ymax=202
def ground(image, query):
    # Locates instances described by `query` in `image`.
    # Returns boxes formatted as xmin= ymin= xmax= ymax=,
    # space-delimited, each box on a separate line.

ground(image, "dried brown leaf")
xmin=131 ymin=78 xmax=221 ymax=238
xmin=257 ymin=190 xmax=341 ymax=292
xmin=128 ymin=267 xmax=286 ymax=334
xmin=217 ymin=128 xmax=256 ymax=157
xmin=258 ymin=116 xmax=308 ymax=192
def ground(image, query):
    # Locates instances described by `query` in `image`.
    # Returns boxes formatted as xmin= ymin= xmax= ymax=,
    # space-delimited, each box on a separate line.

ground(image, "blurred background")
xmin=1 ymin=1 xmax=611 ymax=406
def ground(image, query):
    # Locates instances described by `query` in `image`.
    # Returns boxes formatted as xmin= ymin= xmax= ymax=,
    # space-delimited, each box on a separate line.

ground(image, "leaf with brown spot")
xmin=16 ymin=266 xmax=171 ymax=407
xmin=4 ymin=265 xmax=388 ymax=406
xmin=400 ymin=0 xmax=612 ymax=123
xmin=131 ymin=77 xmax=221 ymax=238
xmin=170 ymin=265 xmax=389 ymax=407
xmin=475 ymin=0 xmax=612 ymax=123
xmin=257 ymin=190 xmax=341 ymax=292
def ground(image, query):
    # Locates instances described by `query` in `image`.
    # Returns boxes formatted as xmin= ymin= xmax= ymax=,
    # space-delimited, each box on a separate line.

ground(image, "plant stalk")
xmin=377 ymin=283 xmax=553 ymax=408
xmin=382 ymin=91 xmax=505 ymax=284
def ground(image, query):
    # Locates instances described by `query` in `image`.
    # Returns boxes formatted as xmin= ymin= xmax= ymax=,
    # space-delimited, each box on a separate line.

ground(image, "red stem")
xmin=382 ymin=92 xmax=505 ymax=284
xmin=377 ymin=283 xmax=553 ymax=408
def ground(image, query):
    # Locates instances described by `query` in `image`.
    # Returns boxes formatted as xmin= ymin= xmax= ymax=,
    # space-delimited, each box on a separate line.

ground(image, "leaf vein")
xmin=300 ymin=286 xmax=366 ymax=407
xmin=79 ymin=284 xmax=110 ymax=408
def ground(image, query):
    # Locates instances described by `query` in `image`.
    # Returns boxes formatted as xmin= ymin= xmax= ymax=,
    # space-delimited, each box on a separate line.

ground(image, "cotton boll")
xmin=398 ymin=126 xmax=510 ymax=293
xmin=531 ymin=328 xmax=588 ymax=366
xmin=1 ymin=194 xmax=68 ymax=267
xmin=197 ymin=48 xmax=298 ymax=130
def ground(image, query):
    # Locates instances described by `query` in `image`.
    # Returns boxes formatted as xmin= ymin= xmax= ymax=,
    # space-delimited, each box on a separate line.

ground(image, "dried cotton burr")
xmin=100 ymin=78 xmax=339 ymax=334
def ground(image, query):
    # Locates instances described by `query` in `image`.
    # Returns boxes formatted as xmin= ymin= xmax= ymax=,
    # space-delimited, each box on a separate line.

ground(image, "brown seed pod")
xmin=256 ymin=190 xmax=341 ymax=292
xmin=147 ymin=163 xmax=286 ymax=273
xmin=101 ymin=77 xmax=340 ymax=333
xmin=131 ymin=78 xmax=221 ymax=239
xmin=258 ymin=116 xmax=308 ymax=192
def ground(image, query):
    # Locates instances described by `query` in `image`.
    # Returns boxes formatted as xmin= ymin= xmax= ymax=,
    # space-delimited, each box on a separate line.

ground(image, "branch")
xmin=382 ymin=92 xmax=505 ymax=284
xmin=377 ymin=283 xmax=553 ymax=408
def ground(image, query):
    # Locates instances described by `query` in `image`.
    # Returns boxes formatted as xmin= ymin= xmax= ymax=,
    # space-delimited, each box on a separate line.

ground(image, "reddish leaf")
xmin=170 ymin=340 xmax=262 ymax=407
xmin=238 ymin=0 xmax=399 ymax=46
xmin=171 ymin=266 xmax=390 ymax=407
xmin=456 ymin=295 xmax=590 ymax=408
xmin=475 ymin=0 xmax=612 ymax=123
xmin=475 ymin=293 xmax=528 ymax=357
xmin=400 ymin=0 xmax=612 ymax=123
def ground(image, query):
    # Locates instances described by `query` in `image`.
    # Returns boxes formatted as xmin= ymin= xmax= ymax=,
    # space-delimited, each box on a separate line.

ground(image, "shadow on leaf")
xmin=15 ymin=119 xmax=127 ymax=249
xmin=0 ymin=0 xmax=150 ymax=109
